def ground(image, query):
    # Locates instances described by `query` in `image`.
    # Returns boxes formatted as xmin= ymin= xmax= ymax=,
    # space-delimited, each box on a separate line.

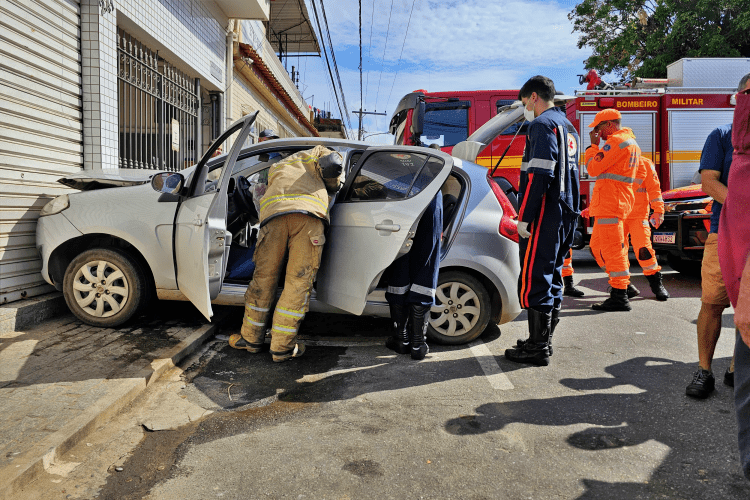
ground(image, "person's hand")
xmin=589 ymin=129 xmax=601 ymax=147
xmin=649 ymin=212 xmax=664 ymax=229
xmin=581 ymin=207 xmax=590 ymax=219
xmin=517 ymin=221 xmax=531 ymax=239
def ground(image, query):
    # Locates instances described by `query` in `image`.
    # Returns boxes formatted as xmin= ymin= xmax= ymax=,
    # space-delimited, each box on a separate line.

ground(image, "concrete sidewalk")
xmin=0 ymin=302 xmax=231 ymax=500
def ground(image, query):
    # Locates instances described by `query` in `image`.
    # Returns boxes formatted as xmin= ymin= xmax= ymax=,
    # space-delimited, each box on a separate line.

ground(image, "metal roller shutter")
xmin=578 ymin=111 xmax=656 ymax=174
xmin=1 ymin=0 xmax=82 ymax=304
xmin=668 ymin=109 xmax=734 ymax=189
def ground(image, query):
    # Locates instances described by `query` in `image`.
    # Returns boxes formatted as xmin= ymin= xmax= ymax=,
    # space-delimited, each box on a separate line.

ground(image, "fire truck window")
xmin=346 ymin=152 xmax=429 ymax=201
xmin=420 ymin=106 xmax=469 ymax=147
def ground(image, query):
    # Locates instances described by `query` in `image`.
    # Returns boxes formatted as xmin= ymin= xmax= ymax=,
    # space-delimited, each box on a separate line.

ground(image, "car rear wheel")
xmin=428 ymin=271 xmax=491 ymax=345
xmin=63 ymin=248 xmax=147 ymax=327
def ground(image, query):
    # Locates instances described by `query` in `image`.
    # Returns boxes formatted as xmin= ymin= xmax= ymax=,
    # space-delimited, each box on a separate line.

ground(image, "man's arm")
xmin=584 ymin=138 xmax=629 ymax=178
xmin=737 ymin=253 xmax=750 ymax=347
xmin=701 ymin=170 xmax=727 ymax=204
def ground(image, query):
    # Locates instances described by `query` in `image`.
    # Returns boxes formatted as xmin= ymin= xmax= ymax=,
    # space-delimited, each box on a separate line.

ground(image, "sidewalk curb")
xmin=0 ymin=310 xmax=232 ymax=500
xmin=0 ymin=293 xmax=67 ymax=334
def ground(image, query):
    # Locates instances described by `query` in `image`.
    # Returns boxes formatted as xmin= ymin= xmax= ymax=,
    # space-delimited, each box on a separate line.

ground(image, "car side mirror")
xmin=151 ymin=172 xmax=184 ymax=195
xmin=411 ymin=100 xmax=425 ymax=137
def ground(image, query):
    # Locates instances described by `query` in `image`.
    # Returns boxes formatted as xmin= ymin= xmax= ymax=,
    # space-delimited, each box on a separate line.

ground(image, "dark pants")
xmin=385 ymin=193 xmax=443 ymax=307
xmin=735 ymin=331 xmax=750 ymax=479
xmin=518 ymin=209 xmax=577 ymax=313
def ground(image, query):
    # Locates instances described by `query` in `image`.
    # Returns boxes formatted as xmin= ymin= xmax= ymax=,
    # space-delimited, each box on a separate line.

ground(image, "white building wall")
xmin=82 ymin=0 xmax=229 ymax=170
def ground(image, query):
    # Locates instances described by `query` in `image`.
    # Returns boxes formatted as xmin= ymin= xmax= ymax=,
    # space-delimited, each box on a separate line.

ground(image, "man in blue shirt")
xmin=686 ymin=121 xmax=735 ymax=398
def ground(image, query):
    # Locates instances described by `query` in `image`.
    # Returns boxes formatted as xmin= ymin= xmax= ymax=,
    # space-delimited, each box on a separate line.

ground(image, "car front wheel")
xmin=428 ymin=271 xmax=491 ymax=345
xmin=63 ymin=248 xmax=147 ymax=327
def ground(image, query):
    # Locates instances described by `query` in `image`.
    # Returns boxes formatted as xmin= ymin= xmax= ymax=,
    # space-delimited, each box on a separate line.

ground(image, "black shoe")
xmin=409 ymin=304 xmax=430 ymax=360
xmin=592 ymin=288 xmax=632 ymax=312
xmin=385 ymin=303 xmax=410 ymax=354
xmin=686 ymin=369 xmax=715 ymax=398
xmin=608 ymin=284 xmax=640 ymax=298
xmin=646 ymin=272 xmax=670 ymax=301
xmin=724 ymin=369 xmax=735 ymax=388
xmin=563 ymin=275 xmax=585 ymax=297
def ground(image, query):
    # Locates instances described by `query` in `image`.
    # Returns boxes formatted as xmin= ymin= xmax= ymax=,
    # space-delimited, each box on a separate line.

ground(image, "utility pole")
xmin=352 ymin=109 xmax=387 ymax=140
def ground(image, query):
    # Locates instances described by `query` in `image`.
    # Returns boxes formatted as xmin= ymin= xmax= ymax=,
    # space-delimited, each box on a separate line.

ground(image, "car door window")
xmin=345 ymin=151 xmax=447 ymax=201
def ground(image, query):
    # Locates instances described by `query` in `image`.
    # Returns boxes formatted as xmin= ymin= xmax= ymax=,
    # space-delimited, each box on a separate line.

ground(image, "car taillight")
xmin=487 ymin=173 xmax=519 ymax=243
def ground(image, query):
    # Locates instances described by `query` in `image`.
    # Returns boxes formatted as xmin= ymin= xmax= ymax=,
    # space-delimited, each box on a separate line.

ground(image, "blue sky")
xmin=296 ymin=0 xmax=592 ymax=142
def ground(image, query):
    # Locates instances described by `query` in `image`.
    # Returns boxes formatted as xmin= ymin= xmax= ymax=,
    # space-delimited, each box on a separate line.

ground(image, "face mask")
xmin=523 ymin=98 xmax=536 ymax=122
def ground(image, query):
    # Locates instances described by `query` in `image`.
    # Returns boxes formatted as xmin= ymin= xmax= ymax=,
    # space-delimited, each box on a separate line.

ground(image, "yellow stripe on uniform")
xmin=260 ymin=193 xmax=328 ymax=212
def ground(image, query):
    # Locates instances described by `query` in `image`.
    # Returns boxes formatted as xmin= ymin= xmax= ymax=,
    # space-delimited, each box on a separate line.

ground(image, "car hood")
xmin=58 ymin=167 xmax=197 ymax=191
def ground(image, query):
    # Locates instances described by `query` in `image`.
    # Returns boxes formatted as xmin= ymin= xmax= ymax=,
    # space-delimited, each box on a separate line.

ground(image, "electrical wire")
xmin=374 ymin=0 xmax=395 ymax=113
xmin=364 ymin=0 xmax=375 ymax=104
xmin=310 ymin=0 xmax=349 ymax=138
xmin=359 ymin=0 xmax=363 ymax=139
xmin=384 ymin=0 xmax=416 ymax=115
xmin=318 ymin=0 xmax=353 ymax=131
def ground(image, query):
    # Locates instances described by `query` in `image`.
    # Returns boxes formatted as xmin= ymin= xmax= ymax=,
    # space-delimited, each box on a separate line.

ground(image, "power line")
xmin=384 ymin=0 xmax=416 ymax=113
xmin=359 ymin=0 xmax=363 ymax=125
xmin=364 ymin=0 xmax=375 ymax=104
xmin=318 ymin=0 xmax=353 ymax=131
xmin=309 ymin=0 xmax=349 ymax=138
xmin=374 ymin=0 xmax=395 ymax=113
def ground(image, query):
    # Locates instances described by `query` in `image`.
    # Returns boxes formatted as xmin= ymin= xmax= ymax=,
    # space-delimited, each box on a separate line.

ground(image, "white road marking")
xmin=469 ymin=340 xmax=514 ymax=390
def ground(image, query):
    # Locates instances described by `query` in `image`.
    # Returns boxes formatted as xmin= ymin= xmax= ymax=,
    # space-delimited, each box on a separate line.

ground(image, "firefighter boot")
xmin=592 ymin=287 xmax=632 ymax=312
xmin=409 ymin=304 xmax=430 ymax=360
xmin=505 ymin=308 xmax=551 ymax=366
xmin=515 ymin=306 xmax=559 ymax=356
xmin=563 ymin=276 xmax=585 ymax=297
xmin=385 ymin=303 xmax=410 ymax=354
xmin=608 ymin=284 xmax=640 ymax=298
xmin=646 ymin=272 xmax=670 ymax=301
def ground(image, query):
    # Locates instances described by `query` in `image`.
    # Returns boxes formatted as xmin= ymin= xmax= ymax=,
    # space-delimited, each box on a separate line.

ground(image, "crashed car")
xmin=36 ymin=112 xmax=523 ymax=345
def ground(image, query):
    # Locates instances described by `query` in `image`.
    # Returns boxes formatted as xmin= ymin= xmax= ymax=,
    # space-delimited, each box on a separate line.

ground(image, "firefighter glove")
xmin=517 ymin=221 xmax=531 ymax=239
xmin=649 ymin=212 xmax=664 ymax=229
xmin=320 ymin=152 xmax=344 ymax=179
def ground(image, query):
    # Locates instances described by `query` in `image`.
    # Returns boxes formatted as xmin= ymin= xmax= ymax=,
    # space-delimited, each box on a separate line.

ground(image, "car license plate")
xmin=653 ymin=232 xmax=676 ymax=244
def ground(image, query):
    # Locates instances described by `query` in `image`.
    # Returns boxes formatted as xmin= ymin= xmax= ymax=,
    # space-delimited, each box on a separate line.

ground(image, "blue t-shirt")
xmin=698 ymin=124 xmax=733 ymax=233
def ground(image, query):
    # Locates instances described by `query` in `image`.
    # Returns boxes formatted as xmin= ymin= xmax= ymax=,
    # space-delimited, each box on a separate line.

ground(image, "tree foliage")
xmin=569 ymin=0 xmax=750 ymax=81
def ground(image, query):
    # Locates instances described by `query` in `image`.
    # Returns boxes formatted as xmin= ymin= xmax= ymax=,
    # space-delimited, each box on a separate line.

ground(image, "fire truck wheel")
xmin=666 ymin=254 xmax=701 ymax=277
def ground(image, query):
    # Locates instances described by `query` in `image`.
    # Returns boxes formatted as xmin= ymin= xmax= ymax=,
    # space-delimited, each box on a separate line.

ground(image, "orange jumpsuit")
xmin=584 ymin=128 xmax=640 ymax=289
xmin=562 ymin=250 xmax=574 ymax=278
xmin=623 ymin=157 xmax=664 ymax=276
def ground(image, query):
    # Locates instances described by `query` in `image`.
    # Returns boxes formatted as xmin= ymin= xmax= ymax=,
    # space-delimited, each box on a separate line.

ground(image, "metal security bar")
xmin=117 ymin=29 xmax=199 ymax=171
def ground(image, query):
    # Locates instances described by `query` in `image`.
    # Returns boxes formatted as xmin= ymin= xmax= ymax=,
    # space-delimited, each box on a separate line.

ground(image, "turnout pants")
xmin=562 ymin=250 xmax=574 ymax=278
xmin=623 ymin=218 xmax=661 ymax=275
xmin=519 ymin=208 xmax=577 ymax=314
xmin=241 ymin=213 xmax=325 ymax=355
xmin=590 ymin=217 xmax=630 ymax=289
xmin=385 ymin=193 xmax=442 ymax=307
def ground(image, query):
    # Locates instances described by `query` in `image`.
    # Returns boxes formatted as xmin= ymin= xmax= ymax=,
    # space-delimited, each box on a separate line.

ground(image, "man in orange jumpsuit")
xmin=623 ymin=156 xmax=670 ymax=301
xmin=585 ymin=109 xmax=640 ymax=311
xmin=561 ymin=250 xmax=585 ymax=297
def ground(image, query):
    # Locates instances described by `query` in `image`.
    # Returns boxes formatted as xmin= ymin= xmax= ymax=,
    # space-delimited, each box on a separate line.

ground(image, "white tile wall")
xmin=81 ymin=0 xmax=228 ymax=170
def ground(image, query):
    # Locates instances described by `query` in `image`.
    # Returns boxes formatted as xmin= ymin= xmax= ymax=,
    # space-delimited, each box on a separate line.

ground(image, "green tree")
xmin=569 ymin=0 xmax=750 ymax=81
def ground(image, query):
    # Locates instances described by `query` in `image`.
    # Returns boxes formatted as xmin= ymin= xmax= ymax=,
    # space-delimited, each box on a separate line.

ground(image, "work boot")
xmin=505 ymin=308 xmax=551 ymax=366
xmin=385 ymin=303 xmax=410 ymax=354
xmin=646 ymin=272 xmax=670 ymax=301
xmin=270 ymin=343 xmax=306 ymax=363
xmin=592 ymin=287 xmax=632 ymax=312
xmin=563 ymin=275 xmax=585 ymax=297
xmin=409 ymin=304 xmax=430 ymax=360
xmin=228 ymin=334 xmax=264 ymax=353
xmin=516 ymin=305 xmax=560 ymax=356
xmin=608 ymin=284 xmax=640 ymax=298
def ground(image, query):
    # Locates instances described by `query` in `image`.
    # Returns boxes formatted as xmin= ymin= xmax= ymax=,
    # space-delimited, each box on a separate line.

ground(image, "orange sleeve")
xmin=584 ymin=138 xmax=629 ymax=178
xmin=643 ymin=162 xmax=664 ymax=213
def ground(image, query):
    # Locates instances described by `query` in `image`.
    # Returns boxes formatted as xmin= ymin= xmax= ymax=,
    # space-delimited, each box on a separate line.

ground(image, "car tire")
xmin=666 ymin=253 xmax=701 ymax=277
xmin=62 ymin=248 xmax=147 ymax=327
xmin=427 ymin=271 xmax=492 ymax=345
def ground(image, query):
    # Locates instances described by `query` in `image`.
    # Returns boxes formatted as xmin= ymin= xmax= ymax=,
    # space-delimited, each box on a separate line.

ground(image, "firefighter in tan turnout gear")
xmin=229 ymin=146 xmax=344 ymax=362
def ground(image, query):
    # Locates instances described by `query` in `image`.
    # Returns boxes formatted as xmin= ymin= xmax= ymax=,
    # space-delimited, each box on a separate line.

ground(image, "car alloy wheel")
xmin=72 ymin=260 xmax=130 ymax=318
xmin=428 ymin=271 xmax=491 ymax=345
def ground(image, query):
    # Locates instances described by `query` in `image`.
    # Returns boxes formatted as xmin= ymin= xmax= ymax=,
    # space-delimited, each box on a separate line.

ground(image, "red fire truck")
xmin=388 ymin=58 xmax=747 ymax=265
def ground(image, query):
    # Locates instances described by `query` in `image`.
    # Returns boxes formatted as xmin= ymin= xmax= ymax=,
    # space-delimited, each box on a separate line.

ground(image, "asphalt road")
xmin=30 ymin=251 xmax=750 ymax=499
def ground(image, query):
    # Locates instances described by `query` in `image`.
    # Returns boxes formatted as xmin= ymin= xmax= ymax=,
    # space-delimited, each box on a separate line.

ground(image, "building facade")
xmin=0 ymin=0 xmax=318 ymax=304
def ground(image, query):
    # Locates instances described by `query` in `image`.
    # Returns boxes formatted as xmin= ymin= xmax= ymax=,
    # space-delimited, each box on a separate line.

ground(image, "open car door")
xmin=173 ymin=112 xmax=258 ymax=320
xmin=316 ymin=147 xmax=454 ymax=314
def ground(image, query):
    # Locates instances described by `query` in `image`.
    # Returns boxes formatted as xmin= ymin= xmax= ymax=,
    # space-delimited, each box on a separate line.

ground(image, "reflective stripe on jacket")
xmin=585 ymin=127 xmax=639 ymax=218
xmin=259 ymin=145 xmax=341 ymax=224
xmin=628 ymin=156 xmax=664 ymax=220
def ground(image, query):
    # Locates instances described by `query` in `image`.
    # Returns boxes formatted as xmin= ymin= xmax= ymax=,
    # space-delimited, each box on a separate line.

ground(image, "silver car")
xmin=36 ymin=111 xmax=522 ymax=345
